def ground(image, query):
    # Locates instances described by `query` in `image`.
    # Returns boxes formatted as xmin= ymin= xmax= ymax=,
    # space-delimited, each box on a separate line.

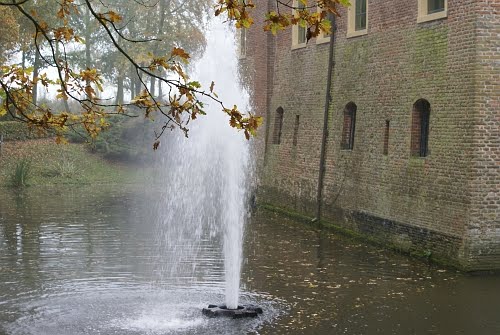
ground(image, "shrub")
xmin=11 ymin=159 xmax=31 ymax=187
xmin=65 ymin=124 xmax=88 ymax=144
xmin=89 ymin=117 xmax=156 ymax=162
xmin=55 ymin=158 xmax=78 ymax=178
xmin=0 ymin=121 xmax=48 ymax=141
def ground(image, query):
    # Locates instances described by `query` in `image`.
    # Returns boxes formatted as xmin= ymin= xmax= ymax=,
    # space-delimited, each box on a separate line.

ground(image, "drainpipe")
xmin=313 ymin=13 xmax=336 ymax=223
xmin=263 ymin=0 xmax=276 ymax=166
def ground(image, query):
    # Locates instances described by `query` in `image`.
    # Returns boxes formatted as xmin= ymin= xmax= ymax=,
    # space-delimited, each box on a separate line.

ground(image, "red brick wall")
xmin=241 ymin=0 xmax=332 ymax=214
xmin=238 ymin=0 xmax=275 ymax=174
xmin=323 ymin=0 xmax=480 ymax=268
xmin=463 ymin=0 xmax=500 ymax=269
xmin=242 ymin=0 xmax=499 ymax=270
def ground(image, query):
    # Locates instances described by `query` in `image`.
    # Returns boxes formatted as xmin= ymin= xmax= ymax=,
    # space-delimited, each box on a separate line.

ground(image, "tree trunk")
xmin=135 ymin=68 xmax=142 ymax=97
xmin=32 ymin=48 xmax=41 ymax=106
xmin=150 ymin=77 xmax=156 ymax=97
xmin=158 ymin=69 xmax=163 ymax=99
xmin=85 ymin=6 xmax=91 ymax=71
xmin=151 ymin=0 xmax=169 ymax=99
xmin=150 ymin=0 xmax=168 ymax=98
xmin=56 ymin=43 xmax=70 ymax=112
xmin=129 ymin=64 xmax=136 ymax=100
xmin=116 ymin=75 xmax=124 ymax=106
xmin=84 ymin=6 xmax=92 ymax=98
xmin=21 ymin=49 xmax=26 ymax=70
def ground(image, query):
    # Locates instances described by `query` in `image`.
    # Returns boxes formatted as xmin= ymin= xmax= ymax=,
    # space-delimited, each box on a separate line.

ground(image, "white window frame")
xmin=417 ymin=0 xmax=448 ymax=23
xmin=291 ymin=0 xmax=307 ymax=49
xmin=347 ymin=0 xmax=368 ymax=38
xmin=316 ymin=6 xmax=331 ymax=44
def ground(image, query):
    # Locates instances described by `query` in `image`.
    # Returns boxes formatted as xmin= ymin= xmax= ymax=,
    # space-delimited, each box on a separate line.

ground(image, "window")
xmin=411 ymin=99 xmax=430 ymax=157
xmin=292 ymin=1 xmax=307 ymax=48
xmin=418 ymin=0 xmax=447 ymax=23
xmin=347 ymin=0 xmax=368 ymax=38
xmin=355 ymin=0 xmax=367 ymax=31
xmin=273 ymin=107 xmax=284 ymax=145
xmin=316 ymin=26 xmax=331 ymax=44
xmin=341 ymin=102 xmax=357 ymax=150
xmin=316 ymin=7 xmax=331 ymax=44
xmin=428 ymin=0 xmax=445 ymax=13
xmin=239 ymin=28 xmax=247 ymax=58
xmin=293 ymin=115 xmax=300 ymax=146
xmin=383 ymin=120 xmax=390 ymax=155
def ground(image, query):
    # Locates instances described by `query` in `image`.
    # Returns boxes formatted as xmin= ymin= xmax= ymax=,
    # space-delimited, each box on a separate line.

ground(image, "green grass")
xmin=0 ymin=139 xmax=145 ymax=187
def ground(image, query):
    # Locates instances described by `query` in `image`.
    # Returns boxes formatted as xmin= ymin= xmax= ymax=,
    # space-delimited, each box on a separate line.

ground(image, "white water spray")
xmin=155 ymin=19 xmax=250 ymax=310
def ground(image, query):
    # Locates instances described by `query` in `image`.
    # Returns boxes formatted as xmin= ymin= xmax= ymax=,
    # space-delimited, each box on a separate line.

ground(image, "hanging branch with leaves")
xmin=0 ymin=0 xmax=346 ymax=147
xmin=215 ymin=0 xmax=347 ymax=39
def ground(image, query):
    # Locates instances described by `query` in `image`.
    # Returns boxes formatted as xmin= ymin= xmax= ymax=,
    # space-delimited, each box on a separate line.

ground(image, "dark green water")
xmin=0 ymin=186 xmax=499 ymax=334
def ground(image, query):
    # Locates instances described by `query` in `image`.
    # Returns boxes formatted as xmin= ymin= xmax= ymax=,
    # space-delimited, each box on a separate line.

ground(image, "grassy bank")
xmin=0 ymin=139 xmax=144 ymax=187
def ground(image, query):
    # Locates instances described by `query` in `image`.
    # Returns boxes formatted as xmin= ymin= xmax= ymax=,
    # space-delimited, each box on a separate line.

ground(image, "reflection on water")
xmin=0 ymin=186 xmax=499 ymax=334
xmin=245 ymin=212 xmax=500 ymax=335
xmin=0 ymin=186 xmax=280 ymax=335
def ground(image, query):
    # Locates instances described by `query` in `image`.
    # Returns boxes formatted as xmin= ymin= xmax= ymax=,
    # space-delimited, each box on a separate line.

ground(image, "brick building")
xmin=240 ymin=0 xmax=499 ymax=271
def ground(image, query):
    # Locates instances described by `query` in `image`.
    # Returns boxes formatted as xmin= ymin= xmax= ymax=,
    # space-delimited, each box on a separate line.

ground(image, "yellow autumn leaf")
xmin=171 ymin=47 xmax=190 ymax=60
xmin=107 ymin=11 xmax=122 ymax=23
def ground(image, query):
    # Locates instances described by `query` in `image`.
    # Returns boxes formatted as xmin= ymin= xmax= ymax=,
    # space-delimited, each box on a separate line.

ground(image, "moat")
xmin=1 ymin=186 xmax=499 ymax=334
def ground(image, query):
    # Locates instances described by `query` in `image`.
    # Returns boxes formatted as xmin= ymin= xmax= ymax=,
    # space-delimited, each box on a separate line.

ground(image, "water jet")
xmin=156 ymin=18 xmax=253 ymax=317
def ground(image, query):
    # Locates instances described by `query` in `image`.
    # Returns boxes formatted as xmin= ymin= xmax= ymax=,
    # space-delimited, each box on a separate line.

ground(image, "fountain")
xmin=202 ymin=304 xmax=263 ymax=319
xmin=0 ymin=14 xmax=281 ymax=335
xmin=154 ymin=18 xmax=261 ymax=318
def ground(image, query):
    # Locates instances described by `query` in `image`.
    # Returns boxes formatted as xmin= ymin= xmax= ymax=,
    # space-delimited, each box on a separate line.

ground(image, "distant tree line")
xmin=0 ymin=1 xmax=344 ymax=145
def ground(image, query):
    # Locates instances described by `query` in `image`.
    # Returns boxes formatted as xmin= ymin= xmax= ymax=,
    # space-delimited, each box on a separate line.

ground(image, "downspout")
xmin=263 ymin=0 xmax=276 ymax=166
xmin=313 ymin=13 xmax=336 ymax=223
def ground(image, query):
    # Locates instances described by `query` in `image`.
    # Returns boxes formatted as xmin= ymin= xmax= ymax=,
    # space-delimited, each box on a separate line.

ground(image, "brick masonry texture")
xmin=464 ymin=0 xmax=500 ymax=269
xmin=240 ymin=0 xmax=500 ymax=271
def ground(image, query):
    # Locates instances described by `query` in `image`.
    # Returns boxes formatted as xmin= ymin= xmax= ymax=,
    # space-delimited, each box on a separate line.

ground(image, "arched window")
xmin=411 ymin=99 xmax=431 ymax=157
xmin=273 ymin=107 xmax=284 ymax=145
xmin=383 ymin=120 xmax=390 ymax=155
xmin=341 ymin=102 xmax=357 ymax=150
xmin=293 ymin=115 xmax=300 ymax=146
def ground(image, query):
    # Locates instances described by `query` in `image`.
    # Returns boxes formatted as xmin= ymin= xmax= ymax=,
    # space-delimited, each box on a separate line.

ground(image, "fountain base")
xmin=202 ymin=304 xmax=263 ymax=319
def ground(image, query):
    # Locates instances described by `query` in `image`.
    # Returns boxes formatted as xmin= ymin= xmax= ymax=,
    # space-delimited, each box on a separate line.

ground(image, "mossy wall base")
xmin=259 ymin=202 xmax=495 ymax=271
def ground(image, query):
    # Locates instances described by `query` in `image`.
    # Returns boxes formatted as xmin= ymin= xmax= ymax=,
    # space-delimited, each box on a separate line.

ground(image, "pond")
xmin=0 ymin=186 xmax=499 ymax=334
